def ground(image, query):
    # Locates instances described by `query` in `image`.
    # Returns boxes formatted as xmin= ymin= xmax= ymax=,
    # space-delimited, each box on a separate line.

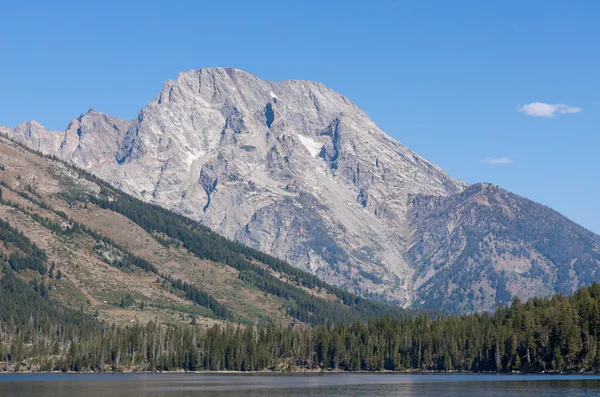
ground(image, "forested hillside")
xmin=2 ymin=134 xmax=600 ymax=374
xmin=1 ymin=254 xmax=600 ymax=373
xmin=0 ymin=134 xmax=405 ymax=328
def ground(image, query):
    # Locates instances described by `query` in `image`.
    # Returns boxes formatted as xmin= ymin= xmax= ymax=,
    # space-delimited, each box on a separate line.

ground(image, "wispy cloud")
xmin=517 ymin=102 xmax=581 ymax=118
xmin=484 ymin=157 xmax=514 ymax=164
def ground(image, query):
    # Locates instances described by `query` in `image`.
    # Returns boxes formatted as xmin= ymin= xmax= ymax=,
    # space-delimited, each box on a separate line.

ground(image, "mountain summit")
xmin=2 ymin=67 xmax=465 ymax=303
xmin=3 ymin=67 xmax=598 ymax=310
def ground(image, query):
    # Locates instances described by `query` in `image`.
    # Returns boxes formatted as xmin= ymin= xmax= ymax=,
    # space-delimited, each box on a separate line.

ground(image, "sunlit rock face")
xmin=2 ymin=67 xmax=466 ymax=304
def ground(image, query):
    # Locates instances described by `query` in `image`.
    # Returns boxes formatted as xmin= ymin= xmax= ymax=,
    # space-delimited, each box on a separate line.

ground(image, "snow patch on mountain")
xmin=297 ymin=134 xmax=323 ymax=158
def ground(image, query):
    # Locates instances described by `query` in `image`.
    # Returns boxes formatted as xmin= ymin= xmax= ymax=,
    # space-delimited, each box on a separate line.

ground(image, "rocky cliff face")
xmin=6 ymin=67 xmax=598 ymax=311
xmin=1 ymin=67 xmax=466 ymax=304
xmin=5 ymin=110 xmax=129 ymax=169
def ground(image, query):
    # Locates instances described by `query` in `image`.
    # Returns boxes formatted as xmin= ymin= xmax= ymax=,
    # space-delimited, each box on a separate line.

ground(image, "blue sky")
xmin=1 ymin=0 xmax=599 ymax=233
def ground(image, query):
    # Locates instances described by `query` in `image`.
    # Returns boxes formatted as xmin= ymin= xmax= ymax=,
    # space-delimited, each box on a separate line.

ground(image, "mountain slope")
xmin=1 ymin=67 xmax=466 ymax=304
xmin=3 ymin=67 xmax=600 ymax=312
xmin=0 ymin=136 xmax=406 ymax=326
xmin=407 ymin=183 xmax=600 ymax=312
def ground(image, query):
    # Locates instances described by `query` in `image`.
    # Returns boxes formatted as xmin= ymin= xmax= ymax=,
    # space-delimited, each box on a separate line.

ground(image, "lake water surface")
xmin=1 ymin=373 xmax=600 ymax=396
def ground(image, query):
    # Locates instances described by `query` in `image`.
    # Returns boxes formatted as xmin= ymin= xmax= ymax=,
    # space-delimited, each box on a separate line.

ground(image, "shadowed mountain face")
xmin=408 ymin=183 xmax=600 ymax=312
xmin=2 ymin=67 xmax=599 ymax=311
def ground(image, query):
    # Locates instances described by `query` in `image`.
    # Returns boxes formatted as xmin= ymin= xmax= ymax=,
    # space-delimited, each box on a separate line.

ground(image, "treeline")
xmin=45 ymin=215 xmax=231 ymax=320
xmin=83 ymin=190 xmax=407 ymax=325
xmin=3 ymin=265 xmax=600 ymax=373
xmin=0 ymin=182 xmax=231 ymax=320
xmin=0 ymin=217 xmax=47 ymax=274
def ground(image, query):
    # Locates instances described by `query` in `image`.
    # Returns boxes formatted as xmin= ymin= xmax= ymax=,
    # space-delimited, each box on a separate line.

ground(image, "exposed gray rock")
xmin=407 ymin=183 xmax=600 ymax=312
xmin=2 ymin=110 xmax=129 ymax=169
xmin=2 ymin=67 xmax=468 ymax=304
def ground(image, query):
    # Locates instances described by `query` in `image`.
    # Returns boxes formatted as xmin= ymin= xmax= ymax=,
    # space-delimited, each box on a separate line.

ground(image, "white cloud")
xmin=517 ymin=102 xmax=581 ymax=118
xmin=484 ymin=157 xmax=514 ymax=164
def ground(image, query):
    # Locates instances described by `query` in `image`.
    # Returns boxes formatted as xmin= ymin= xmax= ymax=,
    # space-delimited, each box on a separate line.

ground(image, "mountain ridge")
xmin=3 ymin=67 xmax=600 ymax=311
xmin=407 ymin=182 xmax=600 ymax=311
xmin=2 ymin=67 xmax=466 ymax=305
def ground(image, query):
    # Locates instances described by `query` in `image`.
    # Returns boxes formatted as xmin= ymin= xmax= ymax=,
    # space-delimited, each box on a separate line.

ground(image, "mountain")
xmin=407 ymin=184 xmax=600 ymax=312
xmin=2 ymin=67 xmax=600 ymax=311
xmin=0 ymin=135 xmax=406 ymax=326
xmin=1 ymin=67 xmax=466 ymax=304
xmin=1 ymin=111 xmax=127 ymax=168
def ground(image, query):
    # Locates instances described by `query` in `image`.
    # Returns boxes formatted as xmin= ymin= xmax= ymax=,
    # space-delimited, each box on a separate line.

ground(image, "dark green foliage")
xmin=85 ymin=191 xmax=407 ymax=325
xmin=0 ymin=268 xmax=100 ymax=339
xmin=1 ymin=137 xmax=408 ymax=325
xmin=13 ymin=190 xmax=52 ymax=211
xmin=74 ymin=218 xmax=229 ymax=319
xmin=119 ymin=294 xmax=134 ymax=308
xmin=160 ymin=273 xmax=231 ymax=319
xmin=0 ymin=269 xmax=600 ymax=373
xmin=0 ymin=180 xmax=230 ymax=320
xmin=0 ymin=218 xmax=47 ymax=274
xmin=82 ymin=224 xmax=230 ymax=318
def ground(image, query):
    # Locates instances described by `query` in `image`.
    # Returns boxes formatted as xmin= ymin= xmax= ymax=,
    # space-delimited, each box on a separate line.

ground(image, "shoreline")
xmin=1 ymin=369 xmax=600 ymax=376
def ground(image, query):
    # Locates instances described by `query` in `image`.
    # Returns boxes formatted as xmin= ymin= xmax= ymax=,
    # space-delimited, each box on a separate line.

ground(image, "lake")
xmin=1 ymin=373 xmax=600 ymax=396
